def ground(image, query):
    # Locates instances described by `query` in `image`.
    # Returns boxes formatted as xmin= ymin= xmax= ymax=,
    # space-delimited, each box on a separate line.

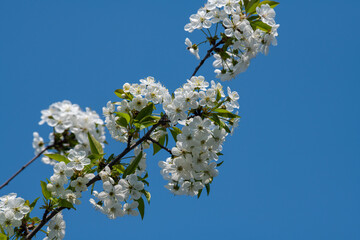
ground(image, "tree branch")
xmin=191 ymin=40 xmax=224 ymax=78
xmin=0 ymin=145 xmax=54 ymax=190
xmin=26 ymin=114 xmax=169 ymax=239
xmin=146 ymin=137 xmax=174 ymax=157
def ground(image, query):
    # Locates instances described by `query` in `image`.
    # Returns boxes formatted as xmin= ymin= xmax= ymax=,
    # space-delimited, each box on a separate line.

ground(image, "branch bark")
xmin=190 ymin=40 xmax=224 ymax=78
xmin=146 ymin=137 xmax=174 ymax=157
xmin=0 ymin=145 xmax=54 ymax=190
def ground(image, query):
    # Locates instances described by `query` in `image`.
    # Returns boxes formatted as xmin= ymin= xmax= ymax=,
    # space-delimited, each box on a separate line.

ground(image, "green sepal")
xmin=40 ymin=181 xmax=52 ymax=200
xmin=44 ymin=154 xmax=69 ymax=164
xmin=142 ymin=190 xmax=151 ymax=204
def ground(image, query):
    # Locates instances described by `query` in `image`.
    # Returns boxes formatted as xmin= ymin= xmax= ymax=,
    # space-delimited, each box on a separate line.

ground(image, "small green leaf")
xmin=58 ymin=199 xmax=75 ymax=210
xmin=257 ymin=1 xmax=279 ymax=9
xmin=153 ymin=135 xmax=165 ymax=155
xmin=114 ymin=89 xmax=125 ymax=98
xmin=0 ymin=232 xmax=7 ymax=240
xmin=216 ymin=89 xmax=222 ymax=102
xmin=212 ymin=108 xmax=240 ymax=119
xmin=170 ymin=127 xmax=182 ymax=142
xmin=137 ymin=197 xmax=145 ymax=220
xmin=197 ymin=189 xmax=203 ymax=199
xmin=246 ymin=0 xmax=260 ymax=14
xmin=30 ymin=197 xmax=40 ymax=211
xmin=87 ymin=132 xmax=103 ymax=155
xmin=205 ymin=183 xmax=211 ymax=196
xmin=123 ymin=152 xmax=143 ymax=178
xmin=135 ymin=103 xmax=154 ymax=122
xmin=250 ymin=20 xmax=272 ymax=32
xmin=217 ymin=161 xmax=224 ymax=167
xmin=44 ymin=154 xmax=69 ymax=164
xmin=116 ymin=117 xmax=129 ymax=128
xmin=113 ymin=164 xmax=125 ymax=174
xmin=116 ymin=112 xmax=131 ymax=124
xmin=40 ymin=181 xmax=51 ymax=200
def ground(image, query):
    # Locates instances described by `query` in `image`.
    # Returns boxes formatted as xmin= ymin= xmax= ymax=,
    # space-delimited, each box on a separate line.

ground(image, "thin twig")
xmin=0 ymin=145 xmax=54 ymax=190
xmin=26 ymin=115 xmax=168 ymax=239
xmin=191 ymin=40 xmax=224 ymax=78
xmin=146 ymin=137 xmax=174 ymax=157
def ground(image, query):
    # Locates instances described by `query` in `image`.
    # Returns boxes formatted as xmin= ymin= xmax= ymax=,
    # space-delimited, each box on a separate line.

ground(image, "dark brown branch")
xmin=0 ymin=145 xmax=54 ymax=190
xmin=146 ymin=137 xmax=174 ymax=157
xmin=26 ymin=115 xmax=169 ymax=239
xmin=191 ymin=40 xmax=224 ymax=78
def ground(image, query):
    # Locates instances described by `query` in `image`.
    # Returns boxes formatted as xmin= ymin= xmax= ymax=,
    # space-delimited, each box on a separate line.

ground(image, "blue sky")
xmin=0 ymin=0 xmax=359 ymax=239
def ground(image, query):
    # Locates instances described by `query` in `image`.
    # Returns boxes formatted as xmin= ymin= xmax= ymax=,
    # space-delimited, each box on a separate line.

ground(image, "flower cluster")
xmin=46 ymin=150 xmax=94 ymax=204
xmin=103 ymin=77 xmax=170 ymax=143
xmin=0 ymin=193 xmax=30 ymax=236
xmin=185 ymin=0 xmax=279 ymax=81
xmin=159 ymin=76 xmax=240 ymax=195
xmin=90 ymin=148 xmax=148 ymax=219
xmin=33 ymin=100 xmax=106 ymax=165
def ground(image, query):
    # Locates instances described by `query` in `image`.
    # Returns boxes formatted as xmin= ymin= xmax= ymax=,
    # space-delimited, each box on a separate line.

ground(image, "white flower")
xmin=67 ymin=150 xmax=90 ymax=171
xmin=185 ymin=38 xmax=200 ymax=60
xmin=47 ymin=213 xmax=66 ymax=240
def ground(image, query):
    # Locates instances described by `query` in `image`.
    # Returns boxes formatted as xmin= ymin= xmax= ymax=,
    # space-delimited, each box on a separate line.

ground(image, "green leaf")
xmin=197 ymin=189 xmax=203 ymax=199
xmin=40 ymin=181 xmax=51 ymax=200
xmin=113 ymin=164 xmax=125 ymax=174
xmin=170 ymin=127 xmax=182 ymax=142
xmin=137 ymin=197 xmax=145 ymax=220
xmin=250 ymin=20 xmax=272 ymax=32
xmin=114 ymin=89 xmax=125 ymax=98
xmin=123 ymin=152 xmax=143 ymax=178
xmin=135 ymin=103 xmax=154 ymax=122
xmin=30 ymin=197 xmax=40 ymax=211
xmin=116 ymin=112 xmax=131 ymax=124
xmin=153 ymin=135 xmax=165 ymax=155
xmin=58 ymin=199 xmax=75 ymax=210
xmin=247 ymin=15 xmax=259 ymax=21
xmin=116 ymin=117 xmax=129 ymax=128
xmin=87 ymin=132 xmax=103 ymax=155
xmin=212 ymin=108 xmax=240 ymax=119
xmin=44 ymin=154 xmax=69 ymax=164
xmin=205 ymin=183 xmax=211 ymax=196
xmin=257 ymin=1 xmax=279 ymax=9
xmin=217 ymin=161 xmax=224 ymax=167
xmin=0 ymin=233 xmax=7 ymax=240
xmin=216 ymin=89 xmax=222 ymax=102
xmin=246 ymin=0 xmax=260 ymax=14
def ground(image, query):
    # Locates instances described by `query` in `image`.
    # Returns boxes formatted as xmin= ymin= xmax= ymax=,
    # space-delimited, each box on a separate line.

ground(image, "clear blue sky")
xmin=0 ymin=0 xmax=359 ymax=239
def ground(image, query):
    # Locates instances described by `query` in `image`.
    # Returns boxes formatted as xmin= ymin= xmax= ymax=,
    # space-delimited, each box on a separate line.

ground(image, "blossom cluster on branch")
xmin=0 ymin=0 xmax=279 ymax=239
xmin=185 ymin=0 xmax=279 ymax=80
